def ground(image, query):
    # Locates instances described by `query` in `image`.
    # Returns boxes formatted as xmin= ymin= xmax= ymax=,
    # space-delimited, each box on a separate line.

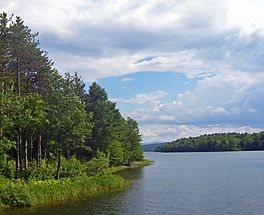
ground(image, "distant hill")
xmin=142 ymin=142 xmax=167 ymax=152
xmin=155 ymin=132 xmax=264 ymax=152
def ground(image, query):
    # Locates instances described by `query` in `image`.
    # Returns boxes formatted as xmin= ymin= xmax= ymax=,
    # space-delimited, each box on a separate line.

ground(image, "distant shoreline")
xmin=155 ymin=132 xmax=264 ymax=152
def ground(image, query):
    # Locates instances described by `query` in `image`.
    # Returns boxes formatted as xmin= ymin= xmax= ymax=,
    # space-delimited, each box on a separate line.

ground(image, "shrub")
xmin=22 ymin=160 xmax=57 ymax=181
xmin=0 ymin=181 xmax=31 ymax=207
xmin=86 ymin=152 xmax=109 ymax=176
xmin=0 ymin=161 xmax=15 ymax=179
xmin=60 ymin=157 xmax=86 ymax=179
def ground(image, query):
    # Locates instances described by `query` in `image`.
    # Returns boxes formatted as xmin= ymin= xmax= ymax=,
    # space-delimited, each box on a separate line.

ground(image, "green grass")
xmin=129 ymin=159 xmax=154 ymax=168
xmin=0 ymin=173 xmax=129 ymax=207
xmin=140 ymin=159 xmax=154 ymax=166
xmin=109 ymin=159 xmax=154 ymax=173
xmin=0 ymin=159 xmax=153 ymax=208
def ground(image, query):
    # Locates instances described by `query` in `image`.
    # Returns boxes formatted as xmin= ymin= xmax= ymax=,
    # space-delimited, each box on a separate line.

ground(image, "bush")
xmin=0 ymin=161 xmax=15 ymax=179
xmin=60 ymin=157 xmax=86 ymax=179
xmin=22 ymin=160 xmax=57 ymax=181
xmin=0 ymin=181 xmax=31 ymax=207
xmin=86 ymin=153 xmax=109 ymax=176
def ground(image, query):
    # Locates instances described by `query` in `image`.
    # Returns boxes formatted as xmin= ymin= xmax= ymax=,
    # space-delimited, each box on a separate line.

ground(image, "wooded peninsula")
xmin=155 ymin=132 xmax=264 ymax=152
xmin=0 ymin=13 xmax=146 ymax=207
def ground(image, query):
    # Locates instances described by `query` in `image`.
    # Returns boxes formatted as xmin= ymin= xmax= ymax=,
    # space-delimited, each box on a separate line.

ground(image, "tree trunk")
xmin=67 ymin=149 xmax=70 ymax=159
xmin=24 ymin=131 xmax=28 ymax=171
xmin=16 ymin=56 xmax=22 ymax=176
xmin=44 ymin=147 xmax=47 ymax=160
xmin=37 ymin=134 xmax=42 ymax=168
xmin=24 ymin=77 xmax=30 ymax=170
xmin=18 ymin=127 xmax=22 ymax=174
xmin=15 ymin=134 xmax=20 ymax=178
xmin=0 ymin=65 xmax=3 ymax=145
xmin=56 ymin=136 xmax=62 ymax=180
xmin=30 ymin=136 xmax=33 ymax=162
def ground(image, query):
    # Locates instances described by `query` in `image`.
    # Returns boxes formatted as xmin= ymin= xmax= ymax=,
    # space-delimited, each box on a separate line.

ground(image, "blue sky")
xmin=2 ymin=0 xmax=264 ymax=143
xmin=98 ymin=72 xmax=199 ymax=112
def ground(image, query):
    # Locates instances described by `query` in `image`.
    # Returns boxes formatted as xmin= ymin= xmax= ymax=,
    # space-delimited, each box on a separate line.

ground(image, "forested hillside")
xmin=155 ymin=132 xmax=264 ymax=152
xmin=0 ymin=13 xmax=143 ymax=181
xmin=142 ymin=143 xmax=167 ymax=152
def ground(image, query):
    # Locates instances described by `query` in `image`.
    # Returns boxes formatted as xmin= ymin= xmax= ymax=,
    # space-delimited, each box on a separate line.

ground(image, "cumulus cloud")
xmin=47 ymin=49 xmax=218 ymax=81
xmin=141 ymin=124 xmax=263 ymax=143
xmin=2 ymin=0 xmax=264 ymax=80
xmin=130 ymin=71 xmax=264 ymax=126
xmin=113 ymin=90 xmax=167 ymax=105
xmin=3 ymin=0 xmax=264 ymax=142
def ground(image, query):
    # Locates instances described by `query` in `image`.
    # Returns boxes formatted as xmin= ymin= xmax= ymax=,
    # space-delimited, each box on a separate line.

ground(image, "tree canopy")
xmin=0 ymin=13 xmax=143 ymax=180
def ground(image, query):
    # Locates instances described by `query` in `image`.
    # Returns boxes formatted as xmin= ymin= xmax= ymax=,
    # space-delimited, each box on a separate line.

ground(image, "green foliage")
xmin=0 ymin=138 xmax=15 ymax=161
xmin=155 ymin=132 xmax=264 ymax=152
xmin=21 ymin=158 xmax=93 ymax=181
xmin=0 ymin=174 xmax=128 ymax=207
xmin=0 ymin=12 xmax=143 ymax=173
xmin=0 ymin=161 xmax=15 ymax=179
xmin=123 ymin=117 xmax=143 ymax=163
xmin=0 ymin=180 xmax=31 ymax=207
xmin=22 ymin=160 xmax=57 ymax=181
xmin=86 ymin=83 xmax=143 ymax=165
xmin=140 ymin=159 xmax=155 ymax=166
xmin=108 ymin=140 xmax=124 ymax=166
xmin=87 ymin=83 xmax=123 ymax=153
xmin=0 ymin=12 xmax=144 ymax=207
xmin=46 ymin=71 xmax=93 ymax=158
xmin=60 ymin=157 xmax=86 ymax=179
xmin=20 ymin=93 xmax=47 ymax=131
xmin=86 ymin=152 xmax=110 ymax=176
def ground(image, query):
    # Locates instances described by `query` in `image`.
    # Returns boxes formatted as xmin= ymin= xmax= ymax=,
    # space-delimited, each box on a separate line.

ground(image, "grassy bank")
xmin=110 ymin=159 xmax=154 ymax=173
xmin=0 ymin=159 xmax=154 ymax=208
xmin=129 ymin=159 xmax=154 ymax=168
xmin=0 ymin=173 xmax=129 ymax=207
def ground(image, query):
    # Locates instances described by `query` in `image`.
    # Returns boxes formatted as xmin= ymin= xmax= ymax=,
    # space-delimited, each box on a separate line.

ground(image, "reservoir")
xmin=2 ymin=151 xmax=264 ymax=215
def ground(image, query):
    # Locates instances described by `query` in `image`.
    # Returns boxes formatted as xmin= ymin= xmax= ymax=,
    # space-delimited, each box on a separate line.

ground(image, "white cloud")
xmin=48 ymin=49 xmax=216 ymax=81
xmin=141 ymin=124 xmax=263 ymax=143
xmin=120 ymin=77 xmax=133 ymax=82
xmin=5 ymin=0 xmax=263 ymax=37
xmin=129 ymin=71 xmax=264 ymax=126
xmin=248 ymin=108 xmax=257 ymax=113
xmin=2 ymin=0 xmax=228 ymax=35
xmin=227 ymin=0 xmax=264 ymax=35
xmin=3 ymin=0 xmax=264 ymax=81
xmin=113 ymin=90 xmax=167 ymax=105
xmin=3 ymin=0 xmax=264 ymax=142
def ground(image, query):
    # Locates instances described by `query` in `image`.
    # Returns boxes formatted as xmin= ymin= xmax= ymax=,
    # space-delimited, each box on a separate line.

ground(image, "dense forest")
xmin=142 ymin=142 xmax=166 ymax=152
xmin=155 ymin=132 xmax=264 ymax=152
xmin=0 ymin=12 xmax=143 ymax=181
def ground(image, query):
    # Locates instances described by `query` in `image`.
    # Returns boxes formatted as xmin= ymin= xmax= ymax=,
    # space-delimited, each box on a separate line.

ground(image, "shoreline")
xmin=0 ymin=174 xmax=129 ymax=208
xmin=0 ymin=159 xmax=153 ymax=208
xmin=110 ymin=159 xmax=154 ymax=173
xmin=153 ymin=149 xmax=264 ymax=153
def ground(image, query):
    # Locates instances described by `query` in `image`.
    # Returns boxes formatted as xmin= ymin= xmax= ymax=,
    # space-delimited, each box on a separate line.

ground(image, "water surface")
xmin=2 ymin=151 xmax=264 ymax=215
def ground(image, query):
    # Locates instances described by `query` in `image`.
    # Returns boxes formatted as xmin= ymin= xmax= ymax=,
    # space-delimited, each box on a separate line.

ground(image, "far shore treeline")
xmin=0 ymin=13 xmax=143 ymax=181
xmin=155 ymin=132 xmax=264 ymax=152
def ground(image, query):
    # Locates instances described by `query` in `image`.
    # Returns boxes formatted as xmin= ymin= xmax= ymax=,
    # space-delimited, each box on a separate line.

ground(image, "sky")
xmin=2 ymin=0 xmax=264 ymax=143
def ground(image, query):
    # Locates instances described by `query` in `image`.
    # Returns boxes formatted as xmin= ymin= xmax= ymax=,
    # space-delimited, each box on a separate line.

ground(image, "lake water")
xmin=2 ymin=151 xmax=264 ymax=215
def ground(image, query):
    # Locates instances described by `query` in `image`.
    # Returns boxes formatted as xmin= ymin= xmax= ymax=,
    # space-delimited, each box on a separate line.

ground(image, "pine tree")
xmin=123 ymin=117 xmax=143 ymax=164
